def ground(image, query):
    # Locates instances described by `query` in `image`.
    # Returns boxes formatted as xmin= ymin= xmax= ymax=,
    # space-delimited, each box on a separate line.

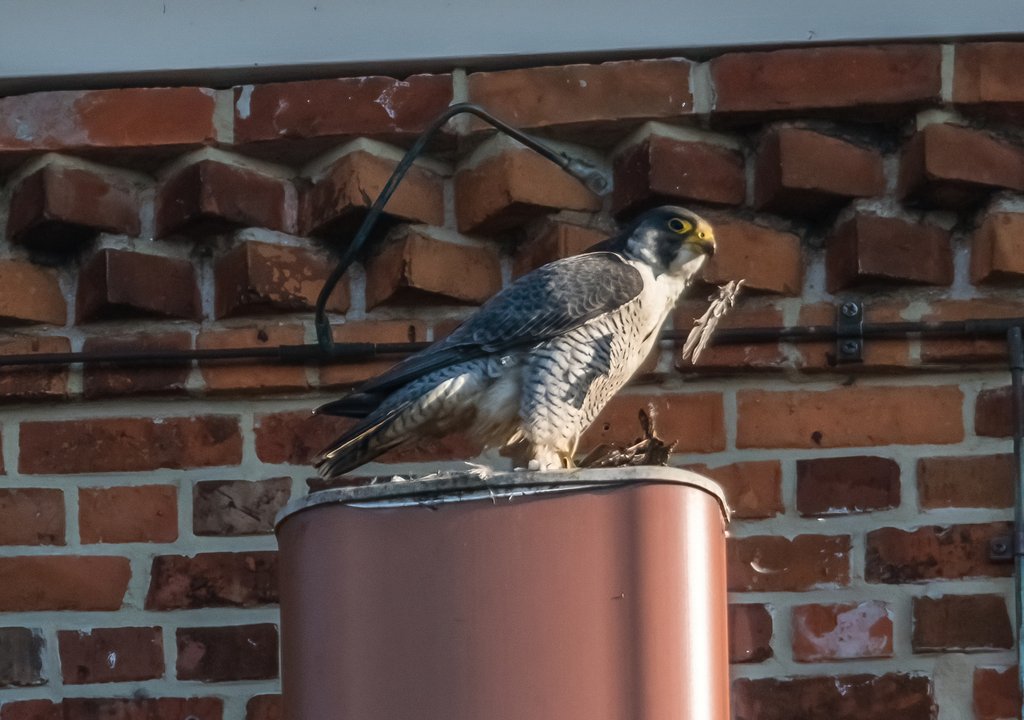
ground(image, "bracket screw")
xmin=841 ymin=340 xmax=861 ymax=355
xmin=841 ymin=302 xmax=860 ymax=318
xmin=992 ymin=538 xmax=1010 ymax=555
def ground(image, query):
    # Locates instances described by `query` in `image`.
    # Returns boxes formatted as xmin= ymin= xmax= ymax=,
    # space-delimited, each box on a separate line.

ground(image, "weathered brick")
xmin=866 ymin=522 xmax=1013 ymax=583
xmin=0 ymin=628 xmax=45 ymax=687
xmin=234 ymin=74 xmax=452 ymax=145
xmin=754 ymin=127 xmax=885 ymax=217
xmin=319 ymin=320 xmax=427 ymax=388
xmin=675 ymin=303 xmax=790 ymax=372
xmin=972 ymin=211 xmax=1024 ymax=283
xmin=177 ymin=624 xmax=279 ymax=682
xmin=728 ymin=604 xmax=772 ymax=664
xmin=685 ymin=460 xmax=782 ymax=519
xmin=76 ymin=249 xmax=201 ymax=322
xmin=976 ymin=386 xmax=1014 ymax=437
xmin=197 ymin=324 xmax=309 ymax=393
xmin=612 ymin=135 xmax=744 ymax=216
xmin=0 ymin=700 xmax=60 ymax=720
xmin=913 ymin=594 xmax=1012 ymax=652
xmin=792 ymin=601 xmax=893 ymax=662
xmin=0 ymin=335 xmax=70 ymax=402
xmin=58 ymin=627 xmax=163 ymax=684
xmin=918 ymin=454 xmax=1013 ymax=509
xmin=711 ymin=45 xmax=941 ymax=120
xmin=701 ymin=217 xmax=803 ymax=295
xmin=974 ymin=666 xmax=1020 ymax=720
xmin=79 ymin=485 xmax=178 ymax=544
xmin=727 ymin=535 xmax=850 ymax=591
xmin=146 ymin=552 xmax=278 ymax=610
xmin=19 ymin=416 xmax=242 ymax=474
xmin=454 ymin=146 xmax=601 ymax=234
xmin=0 ymin=260 xmax=65 ymax=325
xmin=59 ymin=698 xmax=223 ymax=720
xmin=919 ymin=299 xmax=1024 ymax=364
xmin=364 ymin=229 xmax=502 ymax=308
xmin=193 ymin=478 xmax=291 ymax=536
xmin=511 ymin=220 xmax=606 ymax=278
xmin=214 ymin=239 xmax=348 ymax=318
xmin=738 ymin=386 xmax=963 ymax=448
xmin=581 ymin=392 xmax=726 ymax=455
xmin=82 ymin=331 xmax=191 ymax=398
xmin=796 ymin=456 xmax=900 ymax=516
xmin=0 ymin=556 xmax=130 ymax=611
xmin=0 ymin=489 xmax=64 ymax=545
xmin=246 ymin=695 xmax=282 ymax=720
xmin=732 ymin=674 xmax=934 ymax=720
xmin=156 ymin=159 xmax=292 ymax=236
xmin=955 ymin=42 xmax=1024 ymax=120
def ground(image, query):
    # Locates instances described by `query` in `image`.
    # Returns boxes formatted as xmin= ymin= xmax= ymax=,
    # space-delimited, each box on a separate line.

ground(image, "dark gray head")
xmin=619 ymin=206 xmax=716 ymax=275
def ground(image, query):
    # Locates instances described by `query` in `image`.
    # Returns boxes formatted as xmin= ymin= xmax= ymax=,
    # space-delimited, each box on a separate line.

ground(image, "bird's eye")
xmin=668 ymin=218 xmax=692 ymax=234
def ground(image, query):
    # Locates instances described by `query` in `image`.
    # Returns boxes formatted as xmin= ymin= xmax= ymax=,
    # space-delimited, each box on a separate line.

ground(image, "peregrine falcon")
xmin=314 ymin=205 xmax=716 ymax=478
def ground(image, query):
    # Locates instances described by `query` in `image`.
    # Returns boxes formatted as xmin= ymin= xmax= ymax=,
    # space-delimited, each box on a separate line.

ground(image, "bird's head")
xmin=619 ymin=206 xmax=716 ymax=276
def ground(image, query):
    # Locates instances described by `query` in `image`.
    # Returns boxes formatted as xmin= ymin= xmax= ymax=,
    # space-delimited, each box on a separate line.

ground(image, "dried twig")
xmin=578 ymin=406 xmax=676 ymax=468
xmin=680 ymin=279 xmax=745 ymax=364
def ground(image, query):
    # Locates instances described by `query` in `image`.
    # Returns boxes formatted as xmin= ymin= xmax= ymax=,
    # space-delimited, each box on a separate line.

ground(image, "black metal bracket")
xmin=835 ymin=301 xmax=864 ymax=363
xmin=990 ymin=535 xmax=1014 ymax=562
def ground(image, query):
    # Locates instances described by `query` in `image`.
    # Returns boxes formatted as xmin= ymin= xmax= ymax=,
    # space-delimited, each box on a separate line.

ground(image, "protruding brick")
xmin=972 ymin=211 xmax=1024 ymax=283
xmin=146 ymin=552 xmax=278 ymax=610
xmin=976 ymin=386 xmax=1014 ymax=437
xmin=467 ymin=59 xmax=693 ymax=134
xmin=301 ymin=150 xmax=444 ymax=236
xmin=0 ymin=260 xmax=65 ymax=325
xmin=866 ymin=522 xmax=1013 ymax=583
xmin=612 ymin=135 xmax=744 ymax=216
xmin=156 ymin=159 xmax=291 ymax=236
xmin=955 ymin=42 xmax=1024 ymax=120
xmin=898 ymin=123 xmax=1024 ymax=208
xmin=796 ymin=456 xmax=900 ymax=516
xmin=711 ymin=45 xmax=941 ymax=120
xmin=792 ymin=601 xmax=893 ymax=662
xmin=76 ymin=249 xmax=201 ymax=322
xmin=19 ymin=416 xmax=242 ymax=474
xmin=246 ymin=695 xmax=282 ymax=720
xmin=57 ymin=627 xmax=163 ymax=684
xmin=365 ymin=229 xmax=502 ymax=308
xmin=918 ymin=454 xmax=1013 ymax=509
xmin=193 ymin=478 xmax=291 ymax=536
xmin=0 ymin=556 xmax=130 ymax=611
xmin=686 ymin=460 xmax=783 ymax=519
xmin=319 ymin=320 xmax=427 ymax=388
xmin=738 ymin=386 xmax=964 ymax=448
xmin=82 ymin=331 xmax=191 ymax=398
xmin=455 ymin=147 xmax=601 ymax=234
xmin=511 ymin=220 xmax=606 ymax=278
xmin=60 ymin=698 xmax=223 ymax=720
xmin=727 ymin=535 xmax=850 ymax=591
xmin=702 ymin=218 xmax=803 ymax=295
xmin=754 ymin=127 xmax=884 ymax=217
xmin=234 ymin=74 xmax=452 ymax=145
xmin=732 ymin=674 xmax=934 ymax=720
xmin=0 ymin=335 xmax=70 ymax=402
xmin=913 ymin=594 xmax=1012 ymax=652
xmin=176 ymin=624 xmax=279 ymax=681
xmin=0 ymin=489 xmax=64 ymax=545
xmin=581 ymin=392 xmax=726 ymax=455
xmin=826 ymin=214 xmax=952 ymax=291
xmin=0 ymin=628 xmax=45 ymax=687
xmin=79 ymin=485 xmax=178 ymax=544
xmin=197 ymin=324 xmax=308 ymax=393
xmin=728 ymin=604 xmax=773 ymax=664
xmin=214 ymin=239 xmax=348 ymax=318
xmin=974 ymin=666 xmax=1020 ymax=720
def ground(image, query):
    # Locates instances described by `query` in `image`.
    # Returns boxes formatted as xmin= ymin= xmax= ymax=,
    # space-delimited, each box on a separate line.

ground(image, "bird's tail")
xmin=313 ymin=402 xmax=411 ymax=479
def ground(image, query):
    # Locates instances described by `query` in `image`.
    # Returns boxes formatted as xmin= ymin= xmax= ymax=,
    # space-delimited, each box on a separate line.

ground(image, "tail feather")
xmin=313 ymin=401 xmax=411 ymax=479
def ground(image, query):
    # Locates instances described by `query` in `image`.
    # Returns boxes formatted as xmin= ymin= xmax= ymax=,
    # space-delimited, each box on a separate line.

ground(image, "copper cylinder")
xmin=275 ymin=467 xmax=730 ymax=720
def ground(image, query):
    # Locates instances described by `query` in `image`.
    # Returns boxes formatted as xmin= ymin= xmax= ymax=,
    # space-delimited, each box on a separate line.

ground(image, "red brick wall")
xmin=1 ymin=41 xmax=1024 ymax=719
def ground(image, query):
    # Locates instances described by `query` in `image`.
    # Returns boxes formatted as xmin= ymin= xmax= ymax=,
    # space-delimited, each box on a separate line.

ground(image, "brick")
xmin=197 ymin=324 xmax=308 ymax=393
xmin=899 ymin=124 xmax=1024 ymax=208
xmin=0 ymin=260 xmax=65 ymax=325
xmin=79 ymin=485 xmax=178 ymax=544
xmin=701 ymin=217 xmax=803 ymax=295
xmin=753 ymin=127 xmax=885 ymax=217
xmin=918 ymin=454 xmax=1013 ymax=509
xmin=76 ymin=249 xmax=201 ymax=322
xmin=686 ymin=460 xmax=782 ymax=519
xmin=955 ymin=42 xmax=1024 ymax=120
xmin=60 ymin=698 xmax=223 ymax=720
xmin=82 ymin=331 xmax=191 ymax=398
xmin=511 ymin=220 xmax=607 ymax=278
xmin=796 ymin=456 xmax=900 ymax=516
xmin=246 ymin=695 xmax=282 ymax=720
xmin=177 ymin=624 xmax=278 ymax=682
xmin=738 ymin=385 xmax=963 ymax=449
xmin=365 ymin=229 xmax=502 ymax=308
xmin=792 ymin=601 xmax=893 ymax=662
xmin=612 ymin=135 xmax=744 ymax=216
xmin=319 ymin=320 xmax=427 ymax=388
xmin=0 ymin=701 xmax=60 ymax=720
xmin=0 ymin=628 xmax=44 ymax=687
xmin=826 ymin=214 xmax=952 ymax=292
xmin=234 ymin=74 xmax=452 ymax=145
xmin=0 ymin=489 xmax=64 ymax=545
xmin=214 ymin=239 xmax=348 ymax=318
xmin=0 ymin=335 xmax=70 ymax=402
xmin=57 ymin=627 xmax=163 ymax=684
xmin=20 ymin=416 xmax=242 ymax=474
xmin=0 ymin=87 xmax=215 ymax=152
xmin=974 ymin=666 xmax=1020 ymax=720
xmin=581 ymin=392 xmax=726 ymax=455
xmin=728 ymin=604 xmax=772 ymax=664
xmin=797 ymin=302 xmax=911 ymax=369
xmin=156 ymin=159 xmax=291 ymax=237
xmin=146 ymin=551 xmax=278 ymax=610
xmin=454 ymin=146 xmax=601 ymax=234
xmin=866 ymin=522 xmax=1013 ymax=583
xmin=0 ymin=556 xmax=130 ymax=611
xmin=972 ymin=211 xmax=1024 ymax=283
xmin=674 ymin=303 xmax=791 ymax=372
xmin=732 ymin=674 xmax=934 ymax=720
xmin=301 ymin=150 xmax=444 ymax=236
xmin=976 ymin=386 xmax=1015 ymax=437
xmin=914 ymin=594 xmax=1013 ymax=652
xmin=727 ymin=535 xmax=850 ymax=591
xmin=711 ymin=45 xmax=941 ymax=120
xmin=919 ymin=299 xmax=1024 ymax=364
xmin=467 ymin=59 xmax=693 ymax=134
xmin=193 ymin=478 xmax=291 ymax=536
